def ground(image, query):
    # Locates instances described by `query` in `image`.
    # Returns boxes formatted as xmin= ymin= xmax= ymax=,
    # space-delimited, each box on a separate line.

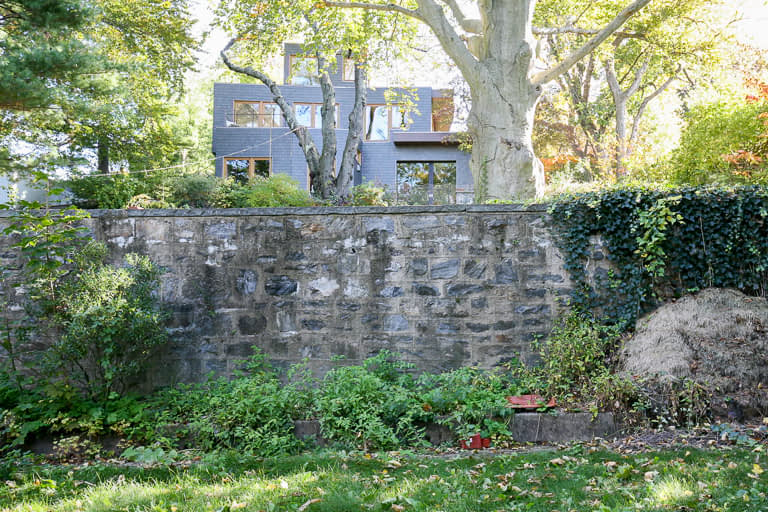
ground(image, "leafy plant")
xmin=350 ymin=181 xmax=388 ymax=206
xmin=42 ymin=242 xmax=169 ymax=401
xmin=147 ymin=350 xmax=304 ymax=456
xmin=550 ymin=186 xmax=768 ymax=327
xmin=416 ymin=366 xmax=520 ymax=440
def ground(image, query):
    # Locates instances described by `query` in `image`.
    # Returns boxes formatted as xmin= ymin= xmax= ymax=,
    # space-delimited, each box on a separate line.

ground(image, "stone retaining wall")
xmin=0 ymin=205 xmax=607 ymax=386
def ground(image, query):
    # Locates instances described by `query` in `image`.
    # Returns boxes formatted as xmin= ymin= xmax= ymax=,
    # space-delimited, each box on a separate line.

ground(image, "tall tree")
xmin=216 ymin=0 xmax=412 ymax=201
xmin=324 ymin=0 xmax=652 ymax=200
xmin=540 ymin=0 xmax=728 ymax=176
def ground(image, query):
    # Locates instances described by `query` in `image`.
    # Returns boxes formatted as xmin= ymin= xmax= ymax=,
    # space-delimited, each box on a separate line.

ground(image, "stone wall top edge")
xmin=0 ymin=203 xmax=550 ymax=219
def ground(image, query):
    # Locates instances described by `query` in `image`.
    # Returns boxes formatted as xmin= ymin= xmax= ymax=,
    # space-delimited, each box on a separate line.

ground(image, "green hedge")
xmin=550 ymin=186 xmax=768 ymax=328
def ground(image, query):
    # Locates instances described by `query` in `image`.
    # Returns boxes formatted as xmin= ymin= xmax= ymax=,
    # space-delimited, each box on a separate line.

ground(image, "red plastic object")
xmin=460 ymin=434 xmax=491 ymax=450
xmin=506 ymin=394 xmax=556 ymax=409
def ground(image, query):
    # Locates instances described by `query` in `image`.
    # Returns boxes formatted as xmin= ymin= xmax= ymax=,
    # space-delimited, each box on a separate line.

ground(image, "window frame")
xmin=222 ymin=157 xmax=272 ymax=182
xmin=293 ymin=102 xmax=340 ymax=128
xmin=364 ymin=104 xmax=408 ymax=142
xmin=232 ymin=101 xmax=283 ymax=128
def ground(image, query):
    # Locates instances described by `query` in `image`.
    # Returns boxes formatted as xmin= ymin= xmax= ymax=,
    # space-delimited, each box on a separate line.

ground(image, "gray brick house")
xmin=212 ymin=44 xmax=473 ymax=204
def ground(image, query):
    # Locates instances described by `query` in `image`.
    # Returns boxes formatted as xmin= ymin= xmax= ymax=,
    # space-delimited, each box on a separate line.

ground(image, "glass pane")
xmin=433 ymin=162 xmax=456 ymax=184
xmin=261 ymin=103 xmax=282 ymax=128
xmin=433 ymin=163 xmax=457 ymax=204
xmin=365 ymin=105 xmax=389 ymax=141
xmin=343 ymin=59 xmax=355 ymax=81
xmin=290 ymin=57 xmax=319 ymax=86
xmin=226 ymin=159 xmax=250 ymax=184
xmin=395 ymin=162 xmax=456 ymax=205
xmin=295 ymin=104 xmax=313 ymax=127
xmin=253 ymin=159 xmax=270 ymax=179
xmin=392 ymin=106 xmax=410 ymax=129
xmin=234 ymin=102 xmax=259 ymax=127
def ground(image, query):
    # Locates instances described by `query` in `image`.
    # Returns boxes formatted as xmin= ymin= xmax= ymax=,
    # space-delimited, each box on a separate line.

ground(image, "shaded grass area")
xmin=1 ymin=447 xmax=766 ymax=511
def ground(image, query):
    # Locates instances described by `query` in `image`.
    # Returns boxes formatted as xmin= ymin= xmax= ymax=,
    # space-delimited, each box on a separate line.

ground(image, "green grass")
xmin=1 ymin=447 xmax=766 ymax=511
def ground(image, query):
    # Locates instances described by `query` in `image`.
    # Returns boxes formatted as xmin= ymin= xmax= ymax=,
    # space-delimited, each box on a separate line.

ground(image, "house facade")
xmin=212 ymin=44 xmax=473 ymax=204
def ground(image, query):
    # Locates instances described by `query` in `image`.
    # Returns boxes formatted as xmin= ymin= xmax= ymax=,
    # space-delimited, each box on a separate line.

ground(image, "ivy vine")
xmin=549 ymin=186 xmax=768 ymax=329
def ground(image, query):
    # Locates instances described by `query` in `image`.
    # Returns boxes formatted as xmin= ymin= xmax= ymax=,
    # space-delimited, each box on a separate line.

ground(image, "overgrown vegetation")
xmin=550 ymin=186 xmax=768 ymax=328
xmin=0 ymin=194 xmax=169 ymax=451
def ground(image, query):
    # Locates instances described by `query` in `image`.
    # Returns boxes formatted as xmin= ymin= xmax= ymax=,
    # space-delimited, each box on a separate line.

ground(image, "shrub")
xmin=170 ymin=173 xmax=220 ymax=208
xmin=147 ymin=351 xmax=303 ymax=455
xmin=67 ymin=174 xmax=147 ymax=209
xmin=43 ymin=242 xmax=169 ymax=401
xmin=317 ymin=354 xmax=415 ymax=450
xmin=668 ymin=99 xmax=768 ymax=186
xmin=244 ymin=174 xmax=315 ymax=207
xmin=350 ymin=181 xmax=388 ymax=206
xmin=416 ymin=366 xmax=521 ymax=440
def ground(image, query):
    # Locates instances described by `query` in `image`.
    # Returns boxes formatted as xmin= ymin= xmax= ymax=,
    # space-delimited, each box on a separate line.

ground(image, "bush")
xmin=67 ymin=174 xmax=145 ymax=209
xmin=43 ymin=242 xmax=169 ymax=401
xmin=147 ymin=351 xmax=303 ymax=455
xmin=350 ymin=181 xmax=388 ymax=206
xmin=317 ymin=353 xmax=419 ymax=450
xmin=170 ymin=173 xmax=220 ymax=208
xmin=244 ymin=174 xmax=315 ymax=207
xmin=668 ymin=99 xmax=768 ymax=185
xmin=416 ymin=366 xmax=521 ymax=440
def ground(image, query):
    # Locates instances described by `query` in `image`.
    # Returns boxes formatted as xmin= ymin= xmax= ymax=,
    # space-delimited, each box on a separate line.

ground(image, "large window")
xmin=395 ymin=162 xmax=456 ymax=205
xmin=233 ymin=101 xmax=282 ymax=128
xmin=294 ymin=103 xmax=339 ymax=128
xmin=289 ymin=56 xmax=319 ymax=86
xmin=364 ymin=105 xmax=411 ymax=141
xmin=223 ymin=158 xmax=271 ymax=184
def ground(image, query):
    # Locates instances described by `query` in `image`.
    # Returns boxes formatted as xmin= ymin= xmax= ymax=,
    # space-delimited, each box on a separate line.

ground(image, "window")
xmin=233 ymin=101 xmax=283 ymax=128
xmin=364 ymin=105 xmax=410 ymax=141
xmin=294 ymin=103 xmax=339 ymax=128
xmin=223 ymin=158 xmax=271 ymax=184
xmin=395 ymin=162 xmax=456 ymax=205
xmin=289 ymin=56 xmax=319 ymax=85
xmin=342 ymin=58 xmax=356 ymax=81
xmin=365 ymin=105 xmax=390 ymax=141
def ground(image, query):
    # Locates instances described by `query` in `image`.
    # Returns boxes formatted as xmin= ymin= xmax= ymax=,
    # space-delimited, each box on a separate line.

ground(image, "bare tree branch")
xmin=630 ymin=73 xmax=676 ymax=143
xmin=437 ymin=0 xmax=482 ymax=34
xmin=323 ymin=1 xmax=424 ymax=22
xmin=414 ymin=0 xmax=482 ymax=83
xmin=626 ymin=58 xmax=649 ymax=98
xmin=532 ymin=0 xmax=652 ymax=85
xmin=220 ymin=38 xmax=322 ymax=173
xmin=533 ymin=25 xmax=643 ymax=38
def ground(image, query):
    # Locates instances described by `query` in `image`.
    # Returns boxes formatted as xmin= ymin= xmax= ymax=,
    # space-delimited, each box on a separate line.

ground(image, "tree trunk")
xmin=336 ymin=62 xmax=366 ymax=201
xmin=614 ymin=98 xmax=628 ymax=175
xmin=465 ymin=0 xmax=544 ymax=201
xmin=468 ymin=88 xmax=544 ymax=201
xmin=315 ymin=55 xmax=336 ymax=199
xmin=97 ymin=138 xmax=109 ymax=174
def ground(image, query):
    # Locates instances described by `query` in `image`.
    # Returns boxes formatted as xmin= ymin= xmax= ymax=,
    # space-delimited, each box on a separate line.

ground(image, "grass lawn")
xmin=1 ymin=447 xmax=766 ymax=511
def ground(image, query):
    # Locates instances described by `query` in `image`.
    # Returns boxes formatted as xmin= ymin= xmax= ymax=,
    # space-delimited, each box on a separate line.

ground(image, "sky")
xmin=193 ymin=0 xmax=768 ymax=74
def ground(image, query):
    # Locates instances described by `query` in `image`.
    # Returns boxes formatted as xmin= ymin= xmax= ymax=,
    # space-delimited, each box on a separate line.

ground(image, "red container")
xmin=460 ymin=434 xmax=491 ymax=450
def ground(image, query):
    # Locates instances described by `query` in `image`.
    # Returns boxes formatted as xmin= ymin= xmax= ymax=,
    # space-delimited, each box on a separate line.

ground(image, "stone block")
xmin=265 ymin=276 xmax=298 ymax=296
xmin=431 ymin=259 xmax=459 ymax=279
xmin=510 ymin=413 xmax=618 ymax=443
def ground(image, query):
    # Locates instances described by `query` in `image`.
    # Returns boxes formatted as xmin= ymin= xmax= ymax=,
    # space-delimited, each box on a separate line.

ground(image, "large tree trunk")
xmin=336 ymin=62 xmax=366 ymax=200
xmin=315 ymin=55 xmax=336 ymax=199
xmin=468 ymin=88 xmax=544 ymax=201
xmin=465 ymin=0 xmax=545 ymax=201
